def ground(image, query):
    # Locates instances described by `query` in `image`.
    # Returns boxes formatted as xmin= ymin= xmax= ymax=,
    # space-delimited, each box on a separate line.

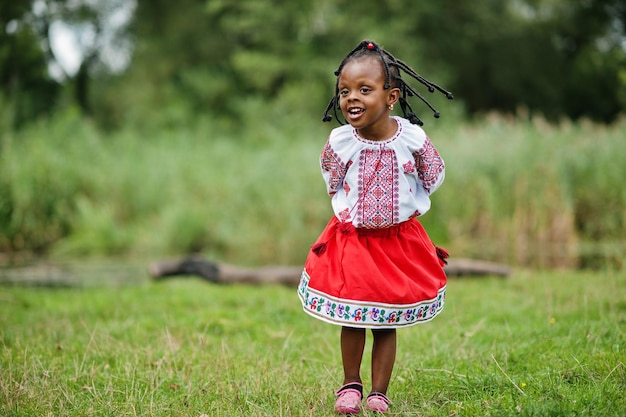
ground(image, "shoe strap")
xmin=335 ymin=382 xmax=363 ymax=396
xmin=367 ymin=392 xmax=391 ymax=404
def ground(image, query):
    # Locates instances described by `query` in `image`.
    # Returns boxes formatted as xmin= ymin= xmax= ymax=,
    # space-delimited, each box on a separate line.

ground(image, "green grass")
xmin=1 ymin=270 xmax=624 ymax=416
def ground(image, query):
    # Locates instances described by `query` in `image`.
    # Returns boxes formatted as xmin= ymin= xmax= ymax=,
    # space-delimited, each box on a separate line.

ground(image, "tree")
xmin=103 ymin=0 xmax=332 ymax=129
xmin=0 ymin=0 xmax=134 ymax=125
xmin=0 ymin=1 xmax=60 ymax=127
xmin=411 ymin=0 xmax=626 ymax=122
xmin=3 ymin=0 xmax=624 ymax=129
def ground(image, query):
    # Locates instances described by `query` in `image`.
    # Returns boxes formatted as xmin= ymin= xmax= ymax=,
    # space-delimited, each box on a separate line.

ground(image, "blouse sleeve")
xmin=412 ymin=135 xmax=445 ymax=195
xmin=320 ymin=139 xmax=348 ymax=197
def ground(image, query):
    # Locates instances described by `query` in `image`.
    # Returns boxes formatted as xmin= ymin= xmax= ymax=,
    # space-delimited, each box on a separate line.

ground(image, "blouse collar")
xmin=352 ymin=116 xmax=404 ymax=145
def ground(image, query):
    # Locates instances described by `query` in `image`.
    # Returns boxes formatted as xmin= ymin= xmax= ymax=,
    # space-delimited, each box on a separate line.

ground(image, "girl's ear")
xmin=387 ymin=87 xmax=401 ymax=107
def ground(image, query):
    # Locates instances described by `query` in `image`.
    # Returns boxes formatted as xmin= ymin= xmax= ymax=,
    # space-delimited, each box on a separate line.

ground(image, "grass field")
xmin=1 ymin=269 xmax=624 ymax=416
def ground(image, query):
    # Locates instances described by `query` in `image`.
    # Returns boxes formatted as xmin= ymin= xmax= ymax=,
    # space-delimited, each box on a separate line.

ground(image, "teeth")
xmin=349 ymin=108 xmax=363 ymax=114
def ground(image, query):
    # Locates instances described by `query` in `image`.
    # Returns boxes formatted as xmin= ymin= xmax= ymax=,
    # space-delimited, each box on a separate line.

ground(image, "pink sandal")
xmin=366 ymin=392 xmax=391 ymax=413
xmin=334 ymin=382 xmax=363 ymax=414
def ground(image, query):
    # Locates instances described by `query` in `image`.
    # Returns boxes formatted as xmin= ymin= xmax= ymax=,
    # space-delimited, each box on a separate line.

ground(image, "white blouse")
xmin=320 ymin=116 xmax=445 ymax=228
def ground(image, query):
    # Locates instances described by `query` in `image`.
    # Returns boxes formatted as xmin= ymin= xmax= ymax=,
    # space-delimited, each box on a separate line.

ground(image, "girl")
xmin=297 ymin=40 xmax=453 ymax=414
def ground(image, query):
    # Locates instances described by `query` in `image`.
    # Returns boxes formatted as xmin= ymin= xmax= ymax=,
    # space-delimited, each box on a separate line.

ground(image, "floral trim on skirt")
xmin=298 ymin=270 xmax=445 ymax=328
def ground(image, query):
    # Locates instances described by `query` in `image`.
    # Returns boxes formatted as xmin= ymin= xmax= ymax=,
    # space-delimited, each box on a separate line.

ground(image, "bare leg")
xmin=340 ymin=326 xmax=366 ymax=384
xmin=370 ymin=329 xmax=396 ymax=394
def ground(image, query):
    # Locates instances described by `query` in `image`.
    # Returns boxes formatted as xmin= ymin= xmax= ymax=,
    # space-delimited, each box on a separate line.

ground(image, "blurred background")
xmin=1 ymin=0 xmax=625 ymax=272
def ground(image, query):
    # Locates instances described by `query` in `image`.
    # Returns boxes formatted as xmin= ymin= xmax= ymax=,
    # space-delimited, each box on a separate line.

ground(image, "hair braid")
xmin=322 ymin=40 xmax=453 ymax=126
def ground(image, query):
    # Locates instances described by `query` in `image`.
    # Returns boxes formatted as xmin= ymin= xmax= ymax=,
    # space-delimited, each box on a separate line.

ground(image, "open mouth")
xmin=347 ymin=107 xmax=364 ymax=117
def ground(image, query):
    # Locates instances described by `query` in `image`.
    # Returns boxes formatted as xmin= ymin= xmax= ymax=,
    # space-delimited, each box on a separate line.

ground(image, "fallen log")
xmin=149 ymin=256 xmax=510 ymax=286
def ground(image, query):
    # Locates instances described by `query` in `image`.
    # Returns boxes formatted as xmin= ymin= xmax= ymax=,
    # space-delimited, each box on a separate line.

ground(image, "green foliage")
xmin=0 ymin=108 xmax=92 ymax=252
xmin=1 ymin=110 xmax=625 ymax=269
xmin=0 ymin=108 xmax=332 ymax=264
xmin=1 ymin=270 xmax=624 ymax=415
xmin=6 ymin=0 xmax=624 ymax=130
xmin=0 ymin=0 xmax=626 ymax=129
xmin=0 ymin=1 xmax=60 ymax=128
xmin=427 ymin=114 xmax=626 ymax=269
xmin=412 ymin=0 xmax=626 ymax=123
xmin=96 ymin=0 xmax=626 ymax=126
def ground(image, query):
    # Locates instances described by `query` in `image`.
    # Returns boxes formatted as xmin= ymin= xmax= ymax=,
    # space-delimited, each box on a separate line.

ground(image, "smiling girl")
xmin=297 ymin=40 xmax=453 ymax=414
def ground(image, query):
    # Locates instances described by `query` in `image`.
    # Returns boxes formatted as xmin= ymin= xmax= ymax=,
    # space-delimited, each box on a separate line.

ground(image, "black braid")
xmin=377 ymin=48 xmax=392 ymax=90
xmin=322 ymin=40 xmax=453 ymax=125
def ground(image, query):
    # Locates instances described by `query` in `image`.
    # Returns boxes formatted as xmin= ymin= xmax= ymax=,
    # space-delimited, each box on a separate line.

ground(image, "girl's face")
xmin=338 ymin=56 xmax=399 ymax=140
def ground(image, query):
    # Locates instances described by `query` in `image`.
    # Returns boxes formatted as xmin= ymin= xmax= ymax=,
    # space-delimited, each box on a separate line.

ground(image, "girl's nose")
xmin=346 ymin=90 xmax=358 ymax=100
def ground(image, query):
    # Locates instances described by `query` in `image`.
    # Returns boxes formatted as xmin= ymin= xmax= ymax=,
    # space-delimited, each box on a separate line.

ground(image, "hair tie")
xmin=367 ymin=42 xmax=375 ymax=50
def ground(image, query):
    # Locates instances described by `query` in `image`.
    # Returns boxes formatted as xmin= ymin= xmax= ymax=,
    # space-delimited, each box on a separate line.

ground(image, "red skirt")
xmin=298 ymin=216 xmax=447 ymax=328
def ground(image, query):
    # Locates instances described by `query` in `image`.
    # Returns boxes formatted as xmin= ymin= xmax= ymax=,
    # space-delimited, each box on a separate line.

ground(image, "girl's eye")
xmin=360 ymin=87 xmax=371 ymax=93
xmin=339 ymin=89 xmax=349 ymax=96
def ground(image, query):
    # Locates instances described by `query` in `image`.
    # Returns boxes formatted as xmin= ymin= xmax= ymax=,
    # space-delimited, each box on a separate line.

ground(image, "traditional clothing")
xmin=298 ymin=116 xmax=447 ymax=328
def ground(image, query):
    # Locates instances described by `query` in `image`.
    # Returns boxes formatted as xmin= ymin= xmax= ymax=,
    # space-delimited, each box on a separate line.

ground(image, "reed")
xmin=1 ymin=110 xmax=625 ymax=269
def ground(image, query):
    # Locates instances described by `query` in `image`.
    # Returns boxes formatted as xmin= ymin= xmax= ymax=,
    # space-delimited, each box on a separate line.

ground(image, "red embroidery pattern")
xmin=357 ymin=149 xmax=399 ymax=228
xmin=412 ymin=136 xmax=444 ymax=193
xmin=321 ymin=141 xmax=348 ymax=194
xmin=343 ymin=181 xmax=351 ymax=195
xmin=338 ymin=208 xmax=351 ymax=222
xmin=403 ymin=160 xmax=415 ymax=174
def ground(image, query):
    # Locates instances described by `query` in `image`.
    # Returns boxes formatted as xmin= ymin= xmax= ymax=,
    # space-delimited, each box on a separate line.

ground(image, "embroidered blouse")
xmin=320 ymin=116 xmax=444 ymax=228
